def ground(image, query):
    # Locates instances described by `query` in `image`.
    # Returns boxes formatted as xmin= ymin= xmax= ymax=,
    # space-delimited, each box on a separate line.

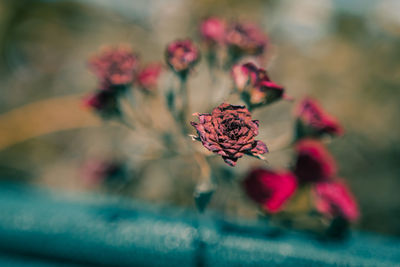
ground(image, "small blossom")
xmin=165 ymin=39 xmax=200 ymax=78
xmin=200 ymin=17 xmax=226 ymax=44
xmin=191 ymin=103 xmax=268 ymax=166
xmin=231 ymin=62 xmax=286 ymax=108
xmin=82 ymin=89 xmax=120 ymax=118
xmin=294 ymin=139 xmax=337 ymax=183
xmin=80 ymin=159 xmax=128 ymax=186
xmin=225 ymin=22 xmax=268 ymax=60
xmin=231 ymin=63 xmax=259 ymax=91
xmin=243 ymin=168 xmax=297 ymax=213
xmin=313 ymin=179 xmax=360 ymax=222
xmin=88 ymin=45 xmax=138 ymax=86
xmin=295 ymin=97 xmax=344 ymax=139
xmin=137 ymin=63 xmax=163 ymax=91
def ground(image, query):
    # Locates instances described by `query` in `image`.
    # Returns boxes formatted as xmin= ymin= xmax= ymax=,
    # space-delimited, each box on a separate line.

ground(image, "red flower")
xmin=295 ymin=97 xmax=344 ymax=139
xmin=200 ymin=17 xmax=226 ymax=44
xmin=231 ymin=62 xmax=286 ymax=108
xmin=225 ymin=22 xmax=268 ymax=58
xmin=313 ymin=179 xmax=360 ymax=222
xmin=294 ymin=139 xmax=337 ymax=183
xmin=165 ymin=39 xmax=199 ymax=77
xmin=82 ymin=89 xmax=120 ymax=118
xmin=243 ymin=168 xmax=297 ymax=213
xmin=88 ymin=45 xmax=139 ymax=86
xmin=137 ymin=63 xmax=163 ymax=91
xmin=191 ymin=103 xmax=268 ymax=166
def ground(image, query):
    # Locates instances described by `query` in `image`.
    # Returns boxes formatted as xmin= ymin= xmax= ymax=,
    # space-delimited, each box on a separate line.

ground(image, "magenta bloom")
xmin=191 ymin=103 xmax=268 ymax=166
xmin=82 ymin=90 xmax=119 ymax=118
xmin=243 ymin=168 xmax=297 ymax=213
xmin=294 ymin=139 xmax=337 ymax=183
xmin=200 ymin=17 xmax=226 ymax=44
xmin=313 ymin=180 xmax=360 ymax=222
xmin=225 ymin=23 xmax=268 ymax=58
xmin=295 ymin=97 xmax=344 ymax=139
xmin=88 ymin=45 xmax=138 ymax=86
xmin=231 ymin=62 xmax=286 ymax=108
xmin=137 ymin=63 xmax=163 ymax=91
xmin=165 ymin=39 xmax=199 ymax=77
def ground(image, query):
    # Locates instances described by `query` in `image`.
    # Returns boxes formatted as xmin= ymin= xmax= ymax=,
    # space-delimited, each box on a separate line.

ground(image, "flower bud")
xmin=243 ymin=168 xmax=297 ymax=213
xmin=313 ymin=179 xmax=359 ymax=222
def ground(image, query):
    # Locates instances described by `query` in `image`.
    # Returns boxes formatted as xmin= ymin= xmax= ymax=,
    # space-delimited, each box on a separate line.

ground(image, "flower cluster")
xmin=200 ymin=18 xmax=267 ymax=62
xmin=84 ymin=45 xmax=163 ymax=118
xmin=81 ymin=17 xmax=359 ymax=238
xmin=242 ymin=96 xmax=359 ymax=232
xmin=199 ymin=18 xmax=268 ymax=69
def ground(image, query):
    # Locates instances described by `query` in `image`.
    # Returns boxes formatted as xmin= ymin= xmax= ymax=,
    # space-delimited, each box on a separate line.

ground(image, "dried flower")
xmin=243 ymin=168 xmax=297 ymax=213
xmin=231 ymin=62 xmax=286 ymax=108
xmin=225 ymin=22 xmax=268 ymax=62
xmin=82 ymin=90 xmax=120 ymax=118
xmin=313 ymin=180 xmax=360 ymax=222
xmin=88 ymin=45 xmax=139 ymax=86
xmin=200 ymin=17 xmax=226 ymax=44
xmin=294 ymin=139 xmax=337 ymax=183
xmin=295 ymin=97 xmax=344 ymax=139
xmin=165 ymin=39 xmax=200 ymax=78
xmin=191 ymin=103 xmax=268 ymax=166
xmin=137 ymin=63 xmax=163 ymax=91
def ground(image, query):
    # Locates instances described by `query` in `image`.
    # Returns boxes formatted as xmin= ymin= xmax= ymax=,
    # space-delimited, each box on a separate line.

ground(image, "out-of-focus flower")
xmin=231 ymin=63 xmax=259 ymax=91
xmin=82 ymin=90 xmax=120 ymax=118
xmin=137 ymin=63 xmax=163 ymax=91
xmin=88 ymin=45 xmax=139 ymax=87
xmin=200 ymin=17 xmax=226 ymax=44
xmin=165 ymin=39 xmax=200 ymax=78
xmin=80 ymin=159 xmax=127 ymax=186
xmin=231 ymin=62 xmax=287 ymax=108
xmin=295 ymin=97 xmax=344 ymax=139
xmin=191 ymin=103 xmax=268 ymax=166
xmin=242 ymin=168 xmax=297 ymax=213
xmin=313 ymin=179 xmax=360 ymax=222
xmin=225 ymin=22 xmax=268 ymax=61
xmin=294 ymin=139 xmax=337 ymax=183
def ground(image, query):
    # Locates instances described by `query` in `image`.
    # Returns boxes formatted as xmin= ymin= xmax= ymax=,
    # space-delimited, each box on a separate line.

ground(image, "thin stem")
xmin=178 ymin=77 xmax=189 ymax=134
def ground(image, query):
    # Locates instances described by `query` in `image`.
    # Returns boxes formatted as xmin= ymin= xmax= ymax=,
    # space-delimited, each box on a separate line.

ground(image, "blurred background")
xmin=0 ymin=0 xmax=399 ymax=236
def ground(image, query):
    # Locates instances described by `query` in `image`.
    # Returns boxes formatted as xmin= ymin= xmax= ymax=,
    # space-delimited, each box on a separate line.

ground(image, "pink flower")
xmin=313 ymin=179 xmax=360 ymax=222
xmin=231 ymin=62 xmax=286 ymax=108
xmin=165 ymin=39 xmax=200 ymax=77
xmin=80 ymin=159 xmax=126 ymax=186
xmin=294 ymin=139 xmax=337 ymax=183
xmin=231 ymin=63 xmax=259 ymax=91
xmin=200 ymin=17 xmax=226 ymax=44
xmin=295 ymin=97 xmax=344 ymax=139
xmin=191 ymin=103 xmax=268 ymax=166
xmin=242 ymin=168 xmax=297 ymax=213
xmin=82 ymin=89 xmax=120 ymax=118
xmin=225 ymin=22 xmax=268 ymax=58
xmin=137 ymin=63 xmax=163 ymax=91
xmin=88 ymin=45 xmax=139 ymax=86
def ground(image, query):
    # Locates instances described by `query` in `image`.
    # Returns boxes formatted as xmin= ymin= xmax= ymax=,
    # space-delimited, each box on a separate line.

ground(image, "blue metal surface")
xmin=0 ymin=181 xmax=399 ymax=266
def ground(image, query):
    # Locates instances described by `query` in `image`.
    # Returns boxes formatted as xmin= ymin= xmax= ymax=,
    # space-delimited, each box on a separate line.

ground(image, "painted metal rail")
xmin=0 ymin=181 xmax=399 ymax=266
